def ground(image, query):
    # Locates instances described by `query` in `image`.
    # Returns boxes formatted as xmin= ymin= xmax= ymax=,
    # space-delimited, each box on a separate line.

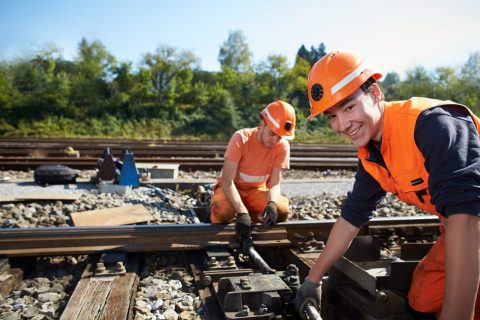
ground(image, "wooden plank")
xmin=60 ymin=264 xmax=94 ymax=320
xmin=77 ymin=281 xmax=113 ymax=318
xmin=61 ymin=257 xmax=139 ymax=320
xmin=0 ymin=193 xmax=82 ymax=203
xmin=99 ymin=256 xmax=139 ymax=320
xmin=17 ymin=193 xmax=83 ymax=201
xmin=98 ymin=273 xmax=138 ymax=320
xmin=71 ymin=204 xmax=153 ymax=226
xmin=0 ymin=195 xmax=18 ymax=203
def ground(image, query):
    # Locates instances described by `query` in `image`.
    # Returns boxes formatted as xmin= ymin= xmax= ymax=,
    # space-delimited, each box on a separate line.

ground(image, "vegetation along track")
xmin=0 ymin=137 xmax=358 ymax=171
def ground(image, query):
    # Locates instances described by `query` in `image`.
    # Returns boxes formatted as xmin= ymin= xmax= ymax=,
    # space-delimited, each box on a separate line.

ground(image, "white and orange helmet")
xmin=261 ymin=100 xmax=296 ymax=140
xmin=307 ymin=51 xmax=382 ymax=119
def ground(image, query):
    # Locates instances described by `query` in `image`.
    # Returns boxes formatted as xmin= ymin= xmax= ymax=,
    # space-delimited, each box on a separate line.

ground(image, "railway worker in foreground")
xmin=294 ymin=51 xmax=480 ymax=320
xmin=210 ymin=100 xmax=296 ymax=240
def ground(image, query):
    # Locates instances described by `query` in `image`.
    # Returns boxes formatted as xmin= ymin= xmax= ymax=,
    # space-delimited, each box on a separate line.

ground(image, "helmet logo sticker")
xmin=284 ymin=121 xmax=292 ymax=131
xmin=311 ymin=83 xmax=323 ymax=101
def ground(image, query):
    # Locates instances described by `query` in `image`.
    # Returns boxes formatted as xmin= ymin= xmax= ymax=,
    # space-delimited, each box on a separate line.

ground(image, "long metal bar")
xmin=0 ymin=217 xmax=440 ymax=257
xmin=0 ymin=137 xmax=356 ymax=151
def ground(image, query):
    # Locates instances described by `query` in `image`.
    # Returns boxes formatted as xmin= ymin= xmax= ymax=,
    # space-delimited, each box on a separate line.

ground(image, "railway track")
xmin=0 ymin=137 xmax=358 ymax=170
xmin=0 ymin=216 xmax=440 ymax=257
xmin=0 ymin=216 xmax=439 ymax=257
xmin=0 ymin=138 xmax=440 ymax=319
xmin=0 ymin=156 xmax=358 ymax=171
xmin=0 ymin=217 xmax=440 ymax=319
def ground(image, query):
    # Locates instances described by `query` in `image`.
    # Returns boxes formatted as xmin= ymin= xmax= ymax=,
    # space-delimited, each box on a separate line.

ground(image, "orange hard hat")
xmin=307 ymin=51 xmax=382 ymax=119
xmin=261 ymin=100 xmax=296 ymax=140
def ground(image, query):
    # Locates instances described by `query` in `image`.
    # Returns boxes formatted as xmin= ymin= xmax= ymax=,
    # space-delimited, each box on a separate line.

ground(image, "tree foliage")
xmin=296 ymin=43 xmax=327 ymax=67
xmin=1 ymin=35 xmax=479 ymax=142
xmin=218 ymin=30 xmax=252 ymax=73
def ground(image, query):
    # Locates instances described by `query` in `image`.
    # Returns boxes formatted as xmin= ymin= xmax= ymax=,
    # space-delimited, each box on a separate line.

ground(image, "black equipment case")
xmin=34 ymin=164 xmax=79 ymax=186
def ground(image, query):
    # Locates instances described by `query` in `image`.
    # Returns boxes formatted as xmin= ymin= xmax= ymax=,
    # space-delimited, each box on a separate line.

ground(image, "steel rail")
xmin=0 ymin=142 xmax=356 ymax=151
xmin=0 ymin=137 xmax=356 ymax=150
xmin=0 ymin=149 xmax=356 ymax=158
xmin=0 ymin=156 xmax=358 ymax=170
xmin=0 ymin=216 xmax=440 ymax=257
xmin=0 ymin=138 xmax=357 ymax=159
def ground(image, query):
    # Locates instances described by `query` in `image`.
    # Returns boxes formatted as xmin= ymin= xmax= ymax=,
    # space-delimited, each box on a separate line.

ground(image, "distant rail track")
xmin=0 ymin=137 xmax=358 ymax=170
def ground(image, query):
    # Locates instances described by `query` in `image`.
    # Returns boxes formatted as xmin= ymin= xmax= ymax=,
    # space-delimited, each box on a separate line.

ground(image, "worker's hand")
xmin=294 ymin=278 xmax=322 ymax=319
xmin=235 ymin=212 xmax=252 ymax=240
xmin=261 ymin=201 xmax=278 ymax=226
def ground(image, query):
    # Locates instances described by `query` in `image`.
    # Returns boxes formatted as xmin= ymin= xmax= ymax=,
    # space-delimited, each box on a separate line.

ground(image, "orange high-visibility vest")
xmin=358 ymin=97 xmax=480 ymax=220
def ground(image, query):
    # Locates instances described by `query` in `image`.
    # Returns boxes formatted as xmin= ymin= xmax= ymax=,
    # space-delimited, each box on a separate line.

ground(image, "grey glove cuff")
xmin=235 ymin=212 xmax=252 ymax=239
xmin=296 ymin=277 xmax=322 ymax=318
xmin=302 ymin=277 xmax=321 ymax=298
xmin=267 ymin=200 xmax=277 ymax=209
xmin=237 ymin=212 xmax=251 ymax=222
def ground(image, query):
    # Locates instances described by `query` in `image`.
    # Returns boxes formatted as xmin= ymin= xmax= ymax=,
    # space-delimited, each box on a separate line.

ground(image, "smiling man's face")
xmin=323 ymin=86 xmax=383 ymax=147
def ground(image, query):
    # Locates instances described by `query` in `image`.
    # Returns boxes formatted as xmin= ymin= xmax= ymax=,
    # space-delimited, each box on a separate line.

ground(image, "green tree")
xmin=255 ymin=54 xmax=289 ymax=100
xmin=218 ymin=30 xmax=252 ymax=72
xmin=392 ymin=66 xmax=434 ymax=100
xmin=70 ymin=38 xmax=116 ymax=117
xmin=380 ymin=72 xmax=400 ymax=97
xmin=459 ymin=52 xmax=480 ymax=112
xmin=286 ymin=56 xmax=310 ymax=112
xmin=5 ymin=46 xmax=73 ymax=122
xmin=296 ymin=43 xmax=327 ymax=66
xmin=142 ymin=45 xmax=199 ymax=118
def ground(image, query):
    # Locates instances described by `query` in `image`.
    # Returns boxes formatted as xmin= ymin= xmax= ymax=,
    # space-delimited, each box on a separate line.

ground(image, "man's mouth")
xmin=347 ymin=125 xmax=362 ymax=137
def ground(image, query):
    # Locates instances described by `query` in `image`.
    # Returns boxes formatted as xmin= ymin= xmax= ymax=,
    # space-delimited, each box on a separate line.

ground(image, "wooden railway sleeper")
xmin=60 ymin=254 xmax=139 ymax=320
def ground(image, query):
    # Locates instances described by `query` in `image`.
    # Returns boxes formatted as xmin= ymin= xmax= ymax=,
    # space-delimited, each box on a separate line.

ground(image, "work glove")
xmin=235 ymin=212 xmax=252 ymax=241
xmin=261 ymin=201 xmax=278 ymax=226
xmin=294 ymin=278 xmax=322 ymax=319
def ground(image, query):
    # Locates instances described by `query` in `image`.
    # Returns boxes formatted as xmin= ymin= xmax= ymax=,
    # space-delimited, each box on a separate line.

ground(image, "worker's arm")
xmin=440 ymin=213 xmax=480 ymax=320
xmin=307 ymin=216 xmax=360 ymax=282
xmin=261 ymin=167 xmax=284 ymax=226
xmin=267 ymin=167 xmax=283 ymax=202
xmin=414 ymin=106 xmax=480 ymax=319
xmin=221 ymin=159 xmax=248 ymax=213
xmin=295 ymin=216 xmax=360 ymax=317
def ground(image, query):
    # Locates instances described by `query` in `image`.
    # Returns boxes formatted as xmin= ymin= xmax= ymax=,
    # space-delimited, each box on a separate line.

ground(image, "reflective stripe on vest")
xmin=358 ymin=97 xmax=480 ymax=220
xmin=239 ymin=171 xmax=269 ymax=183
xmin=217 ymin=169 xmax=269 ymax=183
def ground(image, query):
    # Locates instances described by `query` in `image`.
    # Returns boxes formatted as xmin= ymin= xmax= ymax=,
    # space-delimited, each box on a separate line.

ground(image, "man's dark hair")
xmin=360 ymin=77 xmax=377 ymax=93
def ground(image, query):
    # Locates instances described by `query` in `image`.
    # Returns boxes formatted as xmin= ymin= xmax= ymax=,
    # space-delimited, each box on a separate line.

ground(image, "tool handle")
xmin=304 ymin=302 xmax=322 ymax=320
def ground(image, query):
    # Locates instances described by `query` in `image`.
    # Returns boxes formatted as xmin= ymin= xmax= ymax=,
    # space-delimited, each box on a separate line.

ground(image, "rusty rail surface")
xmin=0 ymin=156 xmax=358 ymax=170
xmin=0 ymin=216 xmax=440 ymax=257
xmin=0 ymin=137 xmax=359 ymax=170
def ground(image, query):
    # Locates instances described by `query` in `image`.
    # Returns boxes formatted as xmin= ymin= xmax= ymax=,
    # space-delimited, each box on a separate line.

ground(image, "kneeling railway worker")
xmin=294 ymin=51 xmax=480 ymax=320
xmin=210 ymin=101 xmax=296 ymax=240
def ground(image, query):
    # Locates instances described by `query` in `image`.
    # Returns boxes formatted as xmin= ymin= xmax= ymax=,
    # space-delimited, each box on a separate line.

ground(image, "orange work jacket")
xmin=358 ymin=97 xmax=480 ymax=221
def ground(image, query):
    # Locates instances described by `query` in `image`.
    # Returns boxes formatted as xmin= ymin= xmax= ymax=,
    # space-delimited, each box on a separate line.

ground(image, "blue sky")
xmin=1 ymin=0 xmax=479 ymax=77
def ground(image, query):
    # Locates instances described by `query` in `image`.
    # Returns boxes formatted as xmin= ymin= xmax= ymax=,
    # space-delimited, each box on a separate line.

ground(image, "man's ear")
xmin=370 ymin=83 xmax=384 ymax=102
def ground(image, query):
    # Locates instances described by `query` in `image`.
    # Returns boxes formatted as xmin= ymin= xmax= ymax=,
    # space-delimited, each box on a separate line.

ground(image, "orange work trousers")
xmin=408 ymin=225 xmax=480 ymax=319
xmin=210 ymin=183 xmax=289 ymax=224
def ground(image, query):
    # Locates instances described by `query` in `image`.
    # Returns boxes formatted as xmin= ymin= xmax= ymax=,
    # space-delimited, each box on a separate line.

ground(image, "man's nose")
xmin=335 ymin=115 xmax=351 ymax=133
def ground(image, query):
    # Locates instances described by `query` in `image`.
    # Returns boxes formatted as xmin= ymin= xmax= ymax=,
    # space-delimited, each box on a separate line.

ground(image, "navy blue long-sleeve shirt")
xmin=341 ymin=105 xmax=480 ymax=228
